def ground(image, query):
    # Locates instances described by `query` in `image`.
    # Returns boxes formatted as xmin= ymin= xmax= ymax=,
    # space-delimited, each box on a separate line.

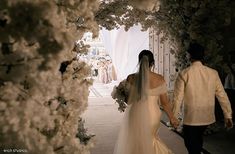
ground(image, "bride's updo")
xmin=138 ymin=50 xmax=155 ymax=68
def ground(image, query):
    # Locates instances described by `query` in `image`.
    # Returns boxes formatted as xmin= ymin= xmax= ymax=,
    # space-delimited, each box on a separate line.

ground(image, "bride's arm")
xmin=160 ymin=93 xmax=179 ymax=128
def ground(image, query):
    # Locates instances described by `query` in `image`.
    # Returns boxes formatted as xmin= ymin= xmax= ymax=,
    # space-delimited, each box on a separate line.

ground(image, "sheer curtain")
xmin=101 ymin=25 xmax=149 ymax=80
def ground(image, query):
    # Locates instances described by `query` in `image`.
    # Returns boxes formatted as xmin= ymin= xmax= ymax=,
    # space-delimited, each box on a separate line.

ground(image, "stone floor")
xmin=82 ymin=81 xmax=235 ymax=154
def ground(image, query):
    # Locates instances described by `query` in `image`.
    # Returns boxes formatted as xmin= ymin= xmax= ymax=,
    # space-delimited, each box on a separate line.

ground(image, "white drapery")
xmin=101 ymin=25 xmax=149 ymax=80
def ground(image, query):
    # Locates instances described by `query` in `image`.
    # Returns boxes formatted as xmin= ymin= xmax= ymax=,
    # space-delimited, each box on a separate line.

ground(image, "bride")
xmin=113 ymin=50 xmax=179 ymax=154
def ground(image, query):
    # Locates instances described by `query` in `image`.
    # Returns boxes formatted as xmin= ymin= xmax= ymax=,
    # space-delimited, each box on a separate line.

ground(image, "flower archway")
xmin=96 ymin=0 xmax=235 ymax=72
xmin=0 ymin=0 xmax=235 ymax=153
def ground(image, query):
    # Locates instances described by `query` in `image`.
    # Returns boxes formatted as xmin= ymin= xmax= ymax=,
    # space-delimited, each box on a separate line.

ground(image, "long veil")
xmin=113 ymin=56 xmax=155 ymax=154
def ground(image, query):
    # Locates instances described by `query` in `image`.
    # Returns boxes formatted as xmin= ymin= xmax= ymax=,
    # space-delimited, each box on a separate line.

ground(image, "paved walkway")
xmin=82 ymin=82 xmax=187 ymax=154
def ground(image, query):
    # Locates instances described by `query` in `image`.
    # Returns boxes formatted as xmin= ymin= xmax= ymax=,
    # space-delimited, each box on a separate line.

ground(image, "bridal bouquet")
xmin=111 ymin=79 xmax=129 ymax=112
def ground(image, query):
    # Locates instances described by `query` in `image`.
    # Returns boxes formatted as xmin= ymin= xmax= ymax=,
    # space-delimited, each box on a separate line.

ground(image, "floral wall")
xmin=0 ymin=0 xmax=99 ymax=153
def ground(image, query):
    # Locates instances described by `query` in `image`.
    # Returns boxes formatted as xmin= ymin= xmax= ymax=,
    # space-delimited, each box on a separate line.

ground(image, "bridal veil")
xmin=113 ymin=56 xmax=156 ymax=154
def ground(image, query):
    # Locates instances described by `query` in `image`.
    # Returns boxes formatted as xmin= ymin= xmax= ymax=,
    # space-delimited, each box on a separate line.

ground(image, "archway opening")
xmin=82 ymin=25 xmax=149 ymax=98
xmin=81 ymin=25 xmax=186 ymax=154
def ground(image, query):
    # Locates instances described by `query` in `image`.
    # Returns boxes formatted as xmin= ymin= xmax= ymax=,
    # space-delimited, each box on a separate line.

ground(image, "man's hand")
xmin=225 ymin=118 xmax=233 ymax=129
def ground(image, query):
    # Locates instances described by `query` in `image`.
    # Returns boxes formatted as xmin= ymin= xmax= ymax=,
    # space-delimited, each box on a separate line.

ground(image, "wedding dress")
xmin=113 ymin=56 xmax=173 ymax=154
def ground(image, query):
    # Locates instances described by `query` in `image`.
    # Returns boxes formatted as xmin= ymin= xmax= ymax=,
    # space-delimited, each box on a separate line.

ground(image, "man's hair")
xmin=187 ymin=42 xmax=205 ymax=60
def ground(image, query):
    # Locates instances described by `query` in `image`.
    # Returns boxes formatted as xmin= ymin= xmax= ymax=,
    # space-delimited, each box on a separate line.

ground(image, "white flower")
xmin=129 ymin=0 xmax=160 ymax=11
xmin=0 ymin=102 xmax=6 ymax=111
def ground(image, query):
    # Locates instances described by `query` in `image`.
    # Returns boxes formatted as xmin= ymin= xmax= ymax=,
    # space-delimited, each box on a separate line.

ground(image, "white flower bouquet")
xmin=111 ymin=79 xmax=129 ymax=112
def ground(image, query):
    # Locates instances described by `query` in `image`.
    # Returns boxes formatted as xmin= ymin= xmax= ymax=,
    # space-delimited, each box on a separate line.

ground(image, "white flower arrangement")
xmin=111 ymin=79 xmax=129 ymax=112
xmin=0 ymin=0 xmax=99 ymax=153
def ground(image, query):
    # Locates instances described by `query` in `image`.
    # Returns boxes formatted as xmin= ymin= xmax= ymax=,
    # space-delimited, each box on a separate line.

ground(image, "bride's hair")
xmin=133 ymin=50 xmax=154 ymax=102
xmin=138 ymin=50 xmax=155 ymax=68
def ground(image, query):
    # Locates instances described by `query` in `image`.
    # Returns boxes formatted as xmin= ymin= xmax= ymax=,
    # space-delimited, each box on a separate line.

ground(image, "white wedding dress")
xmin=113 ymin=83 xmax=173 ymax=154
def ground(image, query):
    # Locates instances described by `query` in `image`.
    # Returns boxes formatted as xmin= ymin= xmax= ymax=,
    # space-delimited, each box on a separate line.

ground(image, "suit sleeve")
xmin=215 ymin=72 xmax=233 ymax=119
xmin=172 ymin=72 xmax=186 ymax=119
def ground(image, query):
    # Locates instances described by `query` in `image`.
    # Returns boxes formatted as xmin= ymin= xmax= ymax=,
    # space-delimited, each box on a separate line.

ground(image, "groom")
xmin=172 ymin=42 xmax=233 ymax=154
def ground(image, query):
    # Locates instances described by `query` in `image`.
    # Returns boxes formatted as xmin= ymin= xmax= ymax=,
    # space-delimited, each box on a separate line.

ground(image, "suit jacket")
xmin=173 ymin=61 xmax=232 ymax=125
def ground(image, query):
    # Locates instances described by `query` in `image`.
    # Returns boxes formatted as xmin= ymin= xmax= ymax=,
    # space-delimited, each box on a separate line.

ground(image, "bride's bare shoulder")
xmin=150 ymin=72 xmax=165 ymax=87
